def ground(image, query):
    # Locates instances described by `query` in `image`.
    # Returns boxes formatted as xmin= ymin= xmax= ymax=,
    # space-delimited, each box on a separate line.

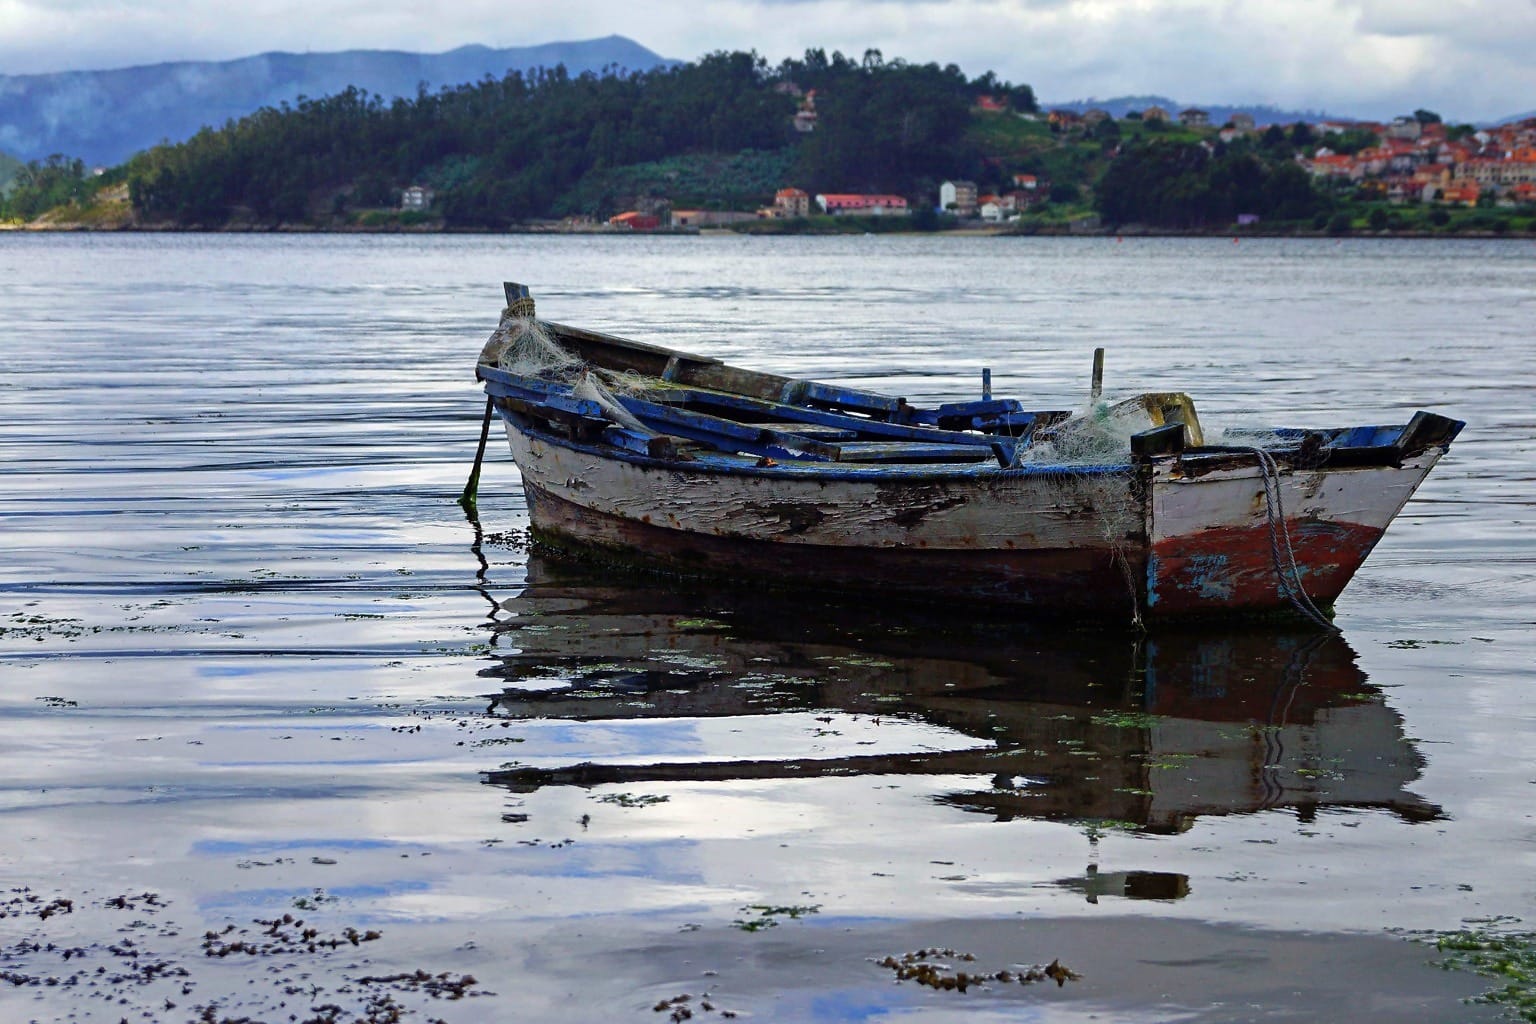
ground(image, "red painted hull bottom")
xmin=525 ymin=484 xmax=1143 ymax=616
xmin=1148 ymin=519 xmax=1383 ymax=618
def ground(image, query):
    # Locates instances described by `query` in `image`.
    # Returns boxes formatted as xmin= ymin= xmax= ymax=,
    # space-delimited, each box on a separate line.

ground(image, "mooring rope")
xmin=1251 ymin=448 xmax=1340 ymax=632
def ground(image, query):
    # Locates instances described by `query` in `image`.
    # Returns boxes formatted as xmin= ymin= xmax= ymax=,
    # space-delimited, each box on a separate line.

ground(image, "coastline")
xmin=2 ymin=217 xmax=1530 ymax=239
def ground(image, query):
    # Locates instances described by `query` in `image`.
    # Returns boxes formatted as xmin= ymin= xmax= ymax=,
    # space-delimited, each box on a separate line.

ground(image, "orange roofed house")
xmin=758 ymin=188 xmax=811 ymax=220
xmin=608 ymin=211 xmax=661 ymax=230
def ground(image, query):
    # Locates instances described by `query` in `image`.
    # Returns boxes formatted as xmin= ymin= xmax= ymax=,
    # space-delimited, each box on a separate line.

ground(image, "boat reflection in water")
xmin=480 ymin=557 xmax=1440 ymax=845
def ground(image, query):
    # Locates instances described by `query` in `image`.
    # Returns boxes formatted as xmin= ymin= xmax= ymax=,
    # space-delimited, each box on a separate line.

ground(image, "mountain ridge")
xmin=0 ymin=35 xmax=676 ymax=166
xmin=1043 ymin=95 xmax=1343 ymax=126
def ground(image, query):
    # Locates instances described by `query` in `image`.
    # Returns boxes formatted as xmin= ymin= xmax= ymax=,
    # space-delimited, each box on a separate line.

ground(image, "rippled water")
xmin=1 ymin=233 xmax=1533 ymax=1023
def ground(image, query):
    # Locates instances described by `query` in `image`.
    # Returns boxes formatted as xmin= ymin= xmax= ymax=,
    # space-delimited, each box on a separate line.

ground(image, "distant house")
xmin=401 ymin=185 xmax=434 ymax=211
xmin=773 ymin=187 xmax=811 ymax=218
xmin=814 ymin=193 xmax=910 ymax=216
xmin=1082 ymin=108 xmax=1111 ymax=125
xmin=939 ymin=180 xmax=979 ymax=215
xmin=670 ymin=209 xmax=755 ymax=227
xmin=609 ymin=211 xmax=660 ymax=230
xmin=1178 ymin=108 xmax=1209 ymax=127
xmin=794 ymin=90 xmax=818 ymax=133
xmin=1230 ymin=112 xmax=1256 ymax=132
xmin=974 ymin=94 xmax=1007 ymax=112
xmin=1306 ymin=154 xmax=1358 ymax=179
xmin=1440 ymin=180 xmax=1481 ymax=206
xmin=1048 ymin=109 xmax=1084 ymax=130
xmin=1012 ymin=173 xmax=1039 ymax=190
xmin=1142 ymin=105 xmax=1170 ymax=123
xmin=1386 ymin=116 xmax=1423 ymax=140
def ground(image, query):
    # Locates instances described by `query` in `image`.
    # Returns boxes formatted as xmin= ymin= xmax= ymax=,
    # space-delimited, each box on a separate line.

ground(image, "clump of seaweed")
xmin=652 ymin=991 xmax=739 ymax=1021
xmin=731 ymin=904 xmax=820 ymax=931
xmin=1415 ymin=917 xmax=1536 ymax=1021
xmin=875 ymin=947 xmax=1081 ymax=992
xmin=2 ymin=886 xmax=488 ymax=1022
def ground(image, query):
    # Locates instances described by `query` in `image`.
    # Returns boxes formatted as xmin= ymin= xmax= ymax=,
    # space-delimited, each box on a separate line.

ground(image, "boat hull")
xmin=499 ymin=417 xmax=1447 ymax=622
xmin=508 ymin=423 xmax=1143 ymax=614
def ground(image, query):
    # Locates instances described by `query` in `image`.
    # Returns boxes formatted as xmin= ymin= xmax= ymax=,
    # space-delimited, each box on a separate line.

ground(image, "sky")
xmin=2 ymin=0 xmax=1533 ymax=122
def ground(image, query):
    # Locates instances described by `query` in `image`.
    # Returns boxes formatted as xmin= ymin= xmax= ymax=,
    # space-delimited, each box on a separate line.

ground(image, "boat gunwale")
xmin=482 ymin=365 xmax=1451 ymax=481
xmin=500 ymin=409 xmax=1141 ymax=482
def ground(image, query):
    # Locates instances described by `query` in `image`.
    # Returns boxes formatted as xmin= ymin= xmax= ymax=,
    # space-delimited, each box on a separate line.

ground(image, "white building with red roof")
xmin=815 ymin=193 xmax=909 ymax=216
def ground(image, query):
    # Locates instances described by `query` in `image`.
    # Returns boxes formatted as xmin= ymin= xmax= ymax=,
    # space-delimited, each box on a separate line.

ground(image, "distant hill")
xmin=0 ymin=35 xmax=675 ymax=166
xmin=1044 ymin=95 xmax=1340 ymax=126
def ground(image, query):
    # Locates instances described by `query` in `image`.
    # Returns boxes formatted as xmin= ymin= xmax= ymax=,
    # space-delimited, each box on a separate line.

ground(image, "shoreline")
xmin=2 ymin=219 xmax=1530 ymax=239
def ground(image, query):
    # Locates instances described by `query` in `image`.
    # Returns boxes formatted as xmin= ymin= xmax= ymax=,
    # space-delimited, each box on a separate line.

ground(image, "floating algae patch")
xmin=595 ymin=792 xmax=670 ymax=808
xmin=874 ymin=947 xmax=1081 ymax=992
xmin=0 ymin=886 xmax=490 ymax=1022
xmin=1415 ymin=918 xmax=1536 ymax=1021
xmin=1068 ymin=819 xmax=1142 ymax=841
xmin=1089 ymin=710 xmax=1163 ymax=729
xmin=4 ymin=612 xmax=89 ymax=641
xmin=732 ymin=904 xmax=820 ymax=932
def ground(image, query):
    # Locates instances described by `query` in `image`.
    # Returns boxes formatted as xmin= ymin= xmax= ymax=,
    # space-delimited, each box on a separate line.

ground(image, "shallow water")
xmin=1 ymin=232 xmax=1532 ymax=1022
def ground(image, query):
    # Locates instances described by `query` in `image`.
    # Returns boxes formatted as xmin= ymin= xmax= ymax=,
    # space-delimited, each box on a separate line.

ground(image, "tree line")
xmin=114 ymin=49 xmax=1013 ymax=227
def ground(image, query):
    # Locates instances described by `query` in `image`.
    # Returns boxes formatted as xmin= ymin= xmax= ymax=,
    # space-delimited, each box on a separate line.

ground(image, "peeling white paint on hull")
xmin=502 ymin=423 xmax=1450 ymax=622
xmin=508 ymin=423 xmax=1142 ymax=614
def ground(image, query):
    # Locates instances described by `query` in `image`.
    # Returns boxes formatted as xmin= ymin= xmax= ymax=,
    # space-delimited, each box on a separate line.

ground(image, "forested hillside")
xmin=117 ymin=49 xmax=997 ymax=228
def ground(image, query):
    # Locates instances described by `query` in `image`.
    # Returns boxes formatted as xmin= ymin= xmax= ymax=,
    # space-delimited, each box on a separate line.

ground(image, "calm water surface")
xmin=1 ymin=233 xmax=1533 ymax=1022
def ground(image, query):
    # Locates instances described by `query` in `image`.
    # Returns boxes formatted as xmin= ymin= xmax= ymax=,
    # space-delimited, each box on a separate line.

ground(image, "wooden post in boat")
xmin=1091 ymin=348 xmax=1105 ymax=402
xmin=982 ymin=367 xmax=992 ymax=401
xmin=459 ymin=397 xmax=495 ymax=514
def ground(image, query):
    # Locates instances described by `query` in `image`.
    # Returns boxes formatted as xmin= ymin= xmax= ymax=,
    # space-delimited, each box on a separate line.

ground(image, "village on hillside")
xmin=586 ymin=96 xmax=1536 ymax=232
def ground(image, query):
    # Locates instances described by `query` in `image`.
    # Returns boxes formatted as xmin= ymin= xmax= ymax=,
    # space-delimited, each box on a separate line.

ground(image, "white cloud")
xmin=0 ymin=0 xmax=1532 ymax=120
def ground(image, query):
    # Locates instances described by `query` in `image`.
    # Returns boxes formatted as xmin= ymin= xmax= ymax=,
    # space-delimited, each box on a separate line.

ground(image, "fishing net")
xmin=479 ymin=308 xmax=582 ymax=381
xmin=572 ymin=373 xmax=648 ymax=432
xmin=1023 ymin=402 xmax=1147 ymax=468
xmin=1015 ymin=393 xmax=1202 ymax=627
xmin=480 ymin=307 xmax=651 ymax=434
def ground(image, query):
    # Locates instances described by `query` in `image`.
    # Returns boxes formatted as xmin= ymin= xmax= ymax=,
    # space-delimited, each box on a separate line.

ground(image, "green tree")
xmin=1095 ymin=139 xmax=1323 ymax=228
xmin=0 ymin=154 xmax=91 ymax=219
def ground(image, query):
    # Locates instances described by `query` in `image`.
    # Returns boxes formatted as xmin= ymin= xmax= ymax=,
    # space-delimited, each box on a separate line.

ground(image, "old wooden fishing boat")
xmin=471 ymin=282 xmax=1462 ymax=625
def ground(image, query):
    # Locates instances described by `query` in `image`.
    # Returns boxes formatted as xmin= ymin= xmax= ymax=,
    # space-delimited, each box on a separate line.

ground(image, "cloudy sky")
xmin=2 ymin=0 xmax=1533 ymax=121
